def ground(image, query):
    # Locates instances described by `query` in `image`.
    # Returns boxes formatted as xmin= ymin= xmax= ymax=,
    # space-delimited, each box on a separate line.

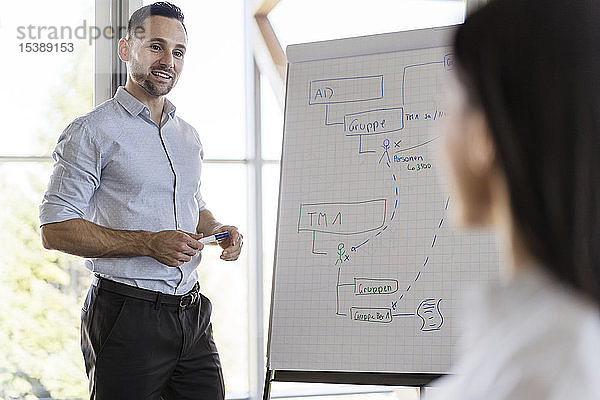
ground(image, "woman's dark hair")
xmin=127 ymin=2 xmax=186 ymax=38
xmin=453 ymin=0 xmax=600 ymax=304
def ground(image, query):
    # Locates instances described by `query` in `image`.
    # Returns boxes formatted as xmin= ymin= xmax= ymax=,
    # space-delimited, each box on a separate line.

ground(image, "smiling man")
xmin=39 ymin=2 xmax=242 ymax=399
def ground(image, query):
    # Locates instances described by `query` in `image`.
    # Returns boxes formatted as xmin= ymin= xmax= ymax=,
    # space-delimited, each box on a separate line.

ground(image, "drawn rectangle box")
xmin=344 ymin=107 xmax=404 ymax=136
xmin=350 ymin=307 xmax=393 ymax=324
xmin=308 ymin=75 xmax=384 ymax=105
xmin=297 ymin=199 xmax=386 ymax=235
xmin=354 ymin=278 xmax=399 ymax=295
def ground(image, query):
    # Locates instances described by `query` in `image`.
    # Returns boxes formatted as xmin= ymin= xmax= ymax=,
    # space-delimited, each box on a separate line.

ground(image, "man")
xmin=39 ymin=2 xmax=242 ymax=399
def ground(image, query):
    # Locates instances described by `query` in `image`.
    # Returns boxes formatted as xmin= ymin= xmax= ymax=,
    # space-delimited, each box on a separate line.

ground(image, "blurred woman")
xmin=432 ymin=0 xmax=600 ymax=398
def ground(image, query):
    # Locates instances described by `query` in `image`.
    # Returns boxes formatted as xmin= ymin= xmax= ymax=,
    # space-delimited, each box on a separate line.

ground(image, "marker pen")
xmin=199 ymin=231 xmax=230 ymax=244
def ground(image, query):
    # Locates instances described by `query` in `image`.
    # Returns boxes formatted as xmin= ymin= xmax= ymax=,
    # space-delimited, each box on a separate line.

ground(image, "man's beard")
xmin=131 ymin=70 xmax=175 ymax=96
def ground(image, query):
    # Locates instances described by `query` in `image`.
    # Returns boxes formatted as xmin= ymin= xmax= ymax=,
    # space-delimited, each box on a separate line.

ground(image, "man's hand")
xmin=147 ymin=230 xmax=204 ymax=267
xmin=196 ymin=209 xmax=243 ymax=261
xmin=214 ymin=225 xmax=243 ymax=261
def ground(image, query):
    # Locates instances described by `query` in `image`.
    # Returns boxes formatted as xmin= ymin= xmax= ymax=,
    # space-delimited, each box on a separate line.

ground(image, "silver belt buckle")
xmin=179 ymin=290 xmax=198 ymax=308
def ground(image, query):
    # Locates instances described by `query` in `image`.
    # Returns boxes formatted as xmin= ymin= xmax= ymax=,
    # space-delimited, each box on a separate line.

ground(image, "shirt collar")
xmin=115 ymin=86 xmax=177 ymax=119
xmin=163 ymin=97 xmax=177 ymax=118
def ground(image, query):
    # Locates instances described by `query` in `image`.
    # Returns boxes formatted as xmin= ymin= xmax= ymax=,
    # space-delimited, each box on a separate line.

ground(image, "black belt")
xmin=93 ymin=275 xmax=200 ymax=309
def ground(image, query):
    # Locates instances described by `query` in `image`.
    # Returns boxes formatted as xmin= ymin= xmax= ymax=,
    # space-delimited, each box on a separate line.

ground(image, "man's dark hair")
xmin=127 ymin=2 xmax=186 ymax=38
xmin=454 ymin=0 xmax=600 ymax=305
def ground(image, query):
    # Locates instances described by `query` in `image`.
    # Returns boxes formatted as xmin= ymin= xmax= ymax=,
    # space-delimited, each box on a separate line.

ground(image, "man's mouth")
xmin=151 ymin=70 xmax=173 ymax=80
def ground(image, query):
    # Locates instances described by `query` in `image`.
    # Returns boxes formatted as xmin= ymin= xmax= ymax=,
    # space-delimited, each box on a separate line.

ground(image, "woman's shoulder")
xmin=429 ymin=265 xmax=600 ymax=400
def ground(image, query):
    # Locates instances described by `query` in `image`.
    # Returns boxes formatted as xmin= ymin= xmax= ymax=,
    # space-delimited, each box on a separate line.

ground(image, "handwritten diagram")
xmin=296 ymin=54 xmax=454 ymax=332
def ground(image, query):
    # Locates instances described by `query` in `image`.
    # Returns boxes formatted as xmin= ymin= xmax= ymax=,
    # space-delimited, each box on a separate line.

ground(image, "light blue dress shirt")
xmin=40 ymin=87 xmax=206 ymax=295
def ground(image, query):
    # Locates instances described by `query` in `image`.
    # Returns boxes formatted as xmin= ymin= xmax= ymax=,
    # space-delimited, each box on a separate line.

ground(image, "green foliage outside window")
xmin=0 ymin=44 xmax=92 ymax=399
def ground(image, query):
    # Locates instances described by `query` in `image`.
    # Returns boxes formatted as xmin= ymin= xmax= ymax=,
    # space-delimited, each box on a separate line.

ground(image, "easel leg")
xmin=419 ymin=385 xmax=427 ymax=399
xmin=262 ymin=368 xmax=274 ymax=400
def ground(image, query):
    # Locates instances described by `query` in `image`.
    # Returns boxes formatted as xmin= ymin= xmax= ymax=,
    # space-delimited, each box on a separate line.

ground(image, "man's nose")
xmin=160 ymin=51 xmax=174 ymax=69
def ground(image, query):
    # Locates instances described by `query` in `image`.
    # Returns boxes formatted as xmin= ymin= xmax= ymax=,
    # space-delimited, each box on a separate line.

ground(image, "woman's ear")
xmin=465 ymin=110 xmax=496 ymax=177
xmin=459 ymin=108 xmax=501 ymax=225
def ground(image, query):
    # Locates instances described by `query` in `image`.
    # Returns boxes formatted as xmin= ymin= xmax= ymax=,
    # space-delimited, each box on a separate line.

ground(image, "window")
xmin=1 ymin=1 xmax=94 ymax=398
xmin=269 ymin=0 xmax=466 ymax=49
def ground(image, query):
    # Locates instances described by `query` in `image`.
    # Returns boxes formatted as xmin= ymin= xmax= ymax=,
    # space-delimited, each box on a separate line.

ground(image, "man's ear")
xmin=118 ymin=38 xmax=130 ymax=62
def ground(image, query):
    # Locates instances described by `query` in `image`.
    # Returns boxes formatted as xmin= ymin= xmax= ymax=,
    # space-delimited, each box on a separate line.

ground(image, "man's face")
xmin=125 ymin=15 xmax=187 ymax=97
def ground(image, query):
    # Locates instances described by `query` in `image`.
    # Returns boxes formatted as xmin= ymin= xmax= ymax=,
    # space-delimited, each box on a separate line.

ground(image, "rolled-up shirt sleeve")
xmin=195 ymin=182 xmax=206 ymax=212
xmin=39 ymin=120 xmax=102 ymax=226
xmin=194 ymin=128 xmax=206 ymax=212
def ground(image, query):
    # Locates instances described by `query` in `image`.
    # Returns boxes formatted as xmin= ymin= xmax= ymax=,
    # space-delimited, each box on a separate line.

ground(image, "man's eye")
xmin=151 ymin=44 xmax=161 ymax=50
xmin=174 ymin=51 xmax=184 ymax=58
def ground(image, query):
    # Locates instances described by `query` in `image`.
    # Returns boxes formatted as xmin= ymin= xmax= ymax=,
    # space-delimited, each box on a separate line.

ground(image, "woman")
xmin=431 ymin=0 xmax=600 ymax=398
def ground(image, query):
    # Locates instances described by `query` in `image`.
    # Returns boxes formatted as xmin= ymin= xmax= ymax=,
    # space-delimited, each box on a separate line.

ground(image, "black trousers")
xmin=80 ymin=280 xmax=224 ymax=400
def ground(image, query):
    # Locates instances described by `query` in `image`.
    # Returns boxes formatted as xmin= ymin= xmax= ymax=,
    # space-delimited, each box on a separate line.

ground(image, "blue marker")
xmin=199 ymin=231 xmax=230 ymax=244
